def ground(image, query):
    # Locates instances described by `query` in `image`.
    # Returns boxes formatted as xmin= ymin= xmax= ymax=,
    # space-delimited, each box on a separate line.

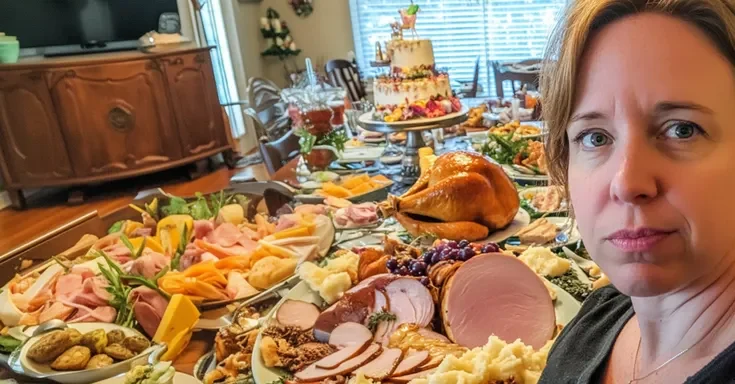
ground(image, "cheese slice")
xmin=153 ymin=294 xmax=200 ymax=345
xmin=159 ymin=327 xmax=193 ymax=362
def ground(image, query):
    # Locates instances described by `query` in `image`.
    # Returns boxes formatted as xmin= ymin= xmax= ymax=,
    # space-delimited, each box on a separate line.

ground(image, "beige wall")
xmin=236 ymin=0 xmax=356 ymax=88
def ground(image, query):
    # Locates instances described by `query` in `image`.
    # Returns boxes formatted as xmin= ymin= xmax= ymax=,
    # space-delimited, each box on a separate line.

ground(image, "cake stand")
xmin=357 ymin=106 xmax=469 ymax=185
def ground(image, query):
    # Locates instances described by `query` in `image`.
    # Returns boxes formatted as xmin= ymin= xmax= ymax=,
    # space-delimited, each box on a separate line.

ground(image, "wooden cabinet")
xmin=0 ymin=46 xmax=232 ymax=209
xmin=50 ymin=60 xmax=181 ymax=176
xmin=0 ymin=70 xmax=73 ymax=184
xmin=163 ymin=51 xmax=228 ymax=156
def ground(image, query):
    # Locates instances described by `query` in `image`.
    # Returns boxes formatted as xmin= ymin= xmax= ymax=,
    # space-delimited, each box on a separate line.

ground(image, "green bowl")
xmin=0 ymin=41 xmax=20 ymax=64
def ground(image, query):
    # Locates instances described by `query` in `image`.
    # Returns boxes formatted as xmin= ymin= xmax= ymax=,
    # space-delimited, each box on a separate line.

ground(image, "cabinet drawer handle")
xmin=109 ymin=107 xmax=134 ymax=132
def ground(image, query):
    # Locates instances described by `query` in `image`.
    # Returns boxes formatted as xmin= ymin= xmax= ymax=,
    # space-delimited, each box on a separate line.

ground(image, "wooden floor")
xmin=0 ymin=162 xmax=270 ymax=255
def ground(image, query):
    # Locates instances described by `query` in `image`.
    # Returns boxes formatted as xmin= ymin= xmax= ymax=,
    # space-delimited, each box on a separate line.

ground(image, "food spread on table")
xmin=301 ymin=174 xmax=394 ymax=201
xmin=489 ymin=121 xmax=542 ymax=138
xmin=482 ymin=132 xmax=549 ymax=176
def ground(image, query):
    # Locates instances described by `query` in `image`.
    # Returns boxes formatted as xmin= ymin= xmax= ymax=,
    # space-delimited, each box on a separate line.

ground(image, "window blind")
xmin=349 ymin=0 xmax=567 ymax=97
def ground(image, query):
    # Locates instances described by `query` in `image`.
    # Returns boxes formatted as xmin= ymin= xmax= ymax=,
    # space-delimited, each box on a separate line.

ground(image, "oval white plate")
xmin=483 ymin=208 xmax=531 ymax=244
xmin=360 ymin=107 xmax=469 ymax=127
xmin=94 ymin=371 xmax=201 ymax=384
xmin=551 ymin=284 xmax=582 ymax=325
xmin=13 ymin=323 xmax=155 ymax=384
xmin=502 ymin=164 xmax=550 ymax=183
xmin=519 ymin=186 xmax=568 ymax=214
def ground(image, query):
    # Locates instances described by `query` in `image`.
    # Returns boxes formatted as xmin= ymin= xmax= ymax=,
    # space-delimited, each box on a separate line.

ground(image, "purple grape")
xmin=431 ymin=253 xmax=443 ymax=265
xmin=386 ymin=258 xmax=398 ymax=271
xmin=401 ymin=259 xmax=412 ymax=268
xmin=434 ymin=244 xmax=447 ymax=253
xmin=446 ymin=241 xmax=459 ymax=249
xmin=458 ymin=248 xmax=475 ymax=261
xmin=482 ymin=243 xmax=500 ymax=253
xmin=447 ymin=249 xmax=460 ymax=260
xmin=423 ymin=251 xmax=434 ymax=264
xmin=397 ymin=266 xmax=410 ymax=276
xmin=419 ymin=277 xmax=430 ymax=286
xmin=458 ymin=240 xmax=470 ymax=248
xmin=410 ymin=261 xmax=427 ymax=276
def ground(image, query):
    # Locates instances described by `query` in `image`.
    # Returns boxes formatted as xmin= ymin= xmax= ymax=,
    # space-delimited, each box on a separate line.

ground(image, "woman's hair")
xmin=541 ymin=0 xmax=735 ymax=187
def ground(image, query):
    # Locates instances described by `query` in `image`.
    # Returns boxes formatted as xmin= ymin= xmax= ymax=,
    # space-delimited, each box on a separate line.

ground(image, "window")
xmin=349 ymin=0 xmax=566 ymax=97
xmin=191 ymin=0 xmax=247 ymax=138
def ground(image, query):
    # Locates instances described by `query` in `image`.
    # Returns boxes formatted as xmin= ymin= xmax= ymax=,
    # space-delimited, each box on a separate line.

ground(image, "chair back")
xmin=247 ymin=77 xmax=291 ymax=141
xmin=461 ymin=56 xmax=481 ymax=98
xmin=491 ymin=59 xmax=541 ymax=98
xmin=326 ymin=59 xmax=366 ymax=102
xmin=258 ymin=130 xmax=301 ymax=175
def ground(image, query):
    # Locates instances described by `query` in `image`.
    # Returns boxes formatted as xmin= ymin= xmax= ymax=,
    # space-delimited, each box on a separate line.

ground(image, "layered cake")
xmin=373 ymin=39 xmax=461 ymax=122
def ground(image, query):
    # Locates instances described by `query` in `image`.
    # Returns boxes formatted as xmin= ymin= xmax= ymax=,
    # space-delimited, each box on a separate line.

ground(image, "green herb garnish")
xmin=107 ymin=220 xmax=124 ymax=234
xmin=295 ymin=128 xmax=349 ymax=154
xmin=520 ymin=199 xmax=543 ymax=220
xmin=545 ymin=269 xmax=590 ymax=302
xmin=161 ymin=196 xmax=189 ymax=217
xmin=481 ymin=132 xmax=528 ymax=165
xmin=0 ymin=335 xmax=22 ymax=354
xmin=367 ymin=310 xmax=397 ymax=333
xmin=396 ymin=231 xmax=414 ymax=244
xmin=170 ymin=224 xmax=191 ymax=271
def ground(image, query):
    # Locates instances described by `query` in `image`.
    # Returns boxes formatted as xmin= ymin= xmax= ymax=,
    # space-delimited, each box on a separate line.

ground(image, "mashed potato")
xmin=410 ymin=336 xmax=553 ymax=384
xmin=518 ymin=247 xmax=571 ymax=277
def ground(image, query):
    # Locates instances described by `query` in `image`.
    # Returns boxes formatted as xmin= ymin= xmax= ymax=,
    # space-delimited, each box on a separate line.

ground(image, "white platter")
xmin=501 ymin=164 xmax=550 ymax=183
xmin=485 ymin=208 xmax=531 ymax=244
xmin=519 ymin=186 xmax=568 ymax=214
xmin=251 ymin=281 xmax=324 ymax=384
xmin=94 ymin=371 xmax=201 ymax=384
xmin=337 ymin=146 xmax=385 ymax=163
xmin=11 ymin=323 xmax=155 ymax=384
xmin=359 ymin=106 xmax=469 ymax=129
xmin=516 ymin=217 xmax=580 ymax=248
xmin=551 ymin=284 xmax=582 ymax=325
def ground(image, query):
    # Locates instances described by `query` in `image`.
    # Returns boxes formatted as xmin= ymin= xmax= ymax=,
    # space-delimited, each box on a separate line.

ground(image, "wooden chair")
xmin=326 ymin=59 xmax=366 ymax=102
xmin=246 ymin=77 xmax=291 ymax=141
xmin=491 ymin=59 xmax=541 ymax=98
xmin=458 ymin=56 xmax=481 ymax=98
xmin=258 ymin=130 xmax=301 ymax=175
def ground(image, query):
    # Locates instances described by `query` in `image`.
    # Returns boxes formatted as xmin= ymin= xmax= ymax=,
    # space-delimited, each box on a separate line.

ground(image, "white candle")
xmin=260 ymin=17 xmax=270 ymax=30
xmin=276 ymin=37 xmax=284 ymax=47
xmin=289 ymin=41 xmax=297 ymax=51
xmin=271 ymin=19 xmax=282 ymax=33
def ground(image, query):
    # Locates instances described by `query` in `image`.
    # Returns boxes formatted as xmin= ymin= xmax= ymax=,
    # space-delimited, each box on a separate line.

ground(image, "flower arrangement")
xmin=259 ymin=8 xmax=301 ymax=58
xmin=373 ymin=95 xmax=462 ymax=122
xmin=289 ymin=0 xmax=314 ymax=18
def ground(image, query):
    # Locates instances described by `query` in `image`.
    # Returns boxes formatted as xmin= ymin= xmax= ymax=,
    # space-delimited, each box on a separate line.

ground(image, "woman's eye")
xmin=662 ymin=121 xmax=700 ymax=139
xmin=580 ymin=131 xmax=610 ymax=148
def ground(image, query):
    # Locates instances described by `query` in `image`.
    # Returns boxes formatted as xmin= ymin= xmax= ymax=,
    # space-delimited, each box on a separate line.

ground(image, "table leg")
xmin=7 ymin=188 xmax=26 ymax=210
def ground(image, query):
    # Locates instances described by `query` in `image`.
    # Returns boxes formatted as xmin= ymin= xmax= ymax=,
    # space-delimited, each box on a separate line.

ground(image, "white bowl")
xmin=14 ymin=323 xmax=156 ymax=384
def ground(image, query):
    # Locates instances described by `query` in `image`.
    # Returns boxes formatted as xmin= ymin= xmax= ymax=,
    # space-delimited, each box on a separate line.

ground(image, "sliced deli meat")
xmin=354 ymin=347 xmax=404 ymax=380
xmin=328 ymin=322 xmax=373 ymax=349
xmin=391 ymin=349 xmax=430 ymax=377
xmin=295 ymin=343 xmax=382 ymax=382
xmin=276 ymin=300 xmax=321 ymax=330
xmin=442 ymin=253 xmax=556 ymax=349
xmin=315 ymin=339 xmax=371 ymax=369
xmin=383 ymin=278 xmax=434 ymax=329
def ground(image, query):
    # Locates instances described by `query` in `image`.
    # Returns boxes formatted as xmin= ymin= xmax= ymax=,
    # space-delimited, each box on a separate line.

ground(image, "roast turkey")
xmin=380 ymin=151 xmax=519 ymax=241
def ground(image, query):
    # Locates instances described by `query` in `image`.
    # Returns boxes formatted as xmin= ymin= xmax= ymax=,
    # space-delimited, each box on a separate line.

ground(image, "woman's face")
xmin=569 ymin=13 xmax=735 ymax=297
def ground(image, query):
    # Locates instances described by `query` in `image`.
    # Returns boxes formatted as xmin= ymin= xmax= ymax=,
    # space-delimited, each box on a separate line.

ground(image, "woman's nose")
xmin=609 ymin=137 xmax=660 ymax=205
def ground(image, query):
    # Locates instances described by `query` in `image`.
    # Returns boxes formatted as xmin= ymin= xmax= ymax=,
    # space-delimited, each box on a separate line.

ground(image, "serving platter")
xmin=8 ymin=323 xmax=155 ymax=384
xmin=357 ymin=106 xmax=470 ymax=133
xmin=94 ymin=371 xmax=200 ymax=384
xmin=502 ymin=164 xmax=550 ymax=184
xmin=519 ymin=186 xmax=568 ymax=215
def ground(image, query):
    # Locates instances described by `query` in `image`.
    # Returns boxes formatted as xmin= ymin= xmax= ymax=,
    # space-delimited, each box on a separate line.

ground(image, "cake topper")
xmin=398 ymin=1 xmax=420 ymax=39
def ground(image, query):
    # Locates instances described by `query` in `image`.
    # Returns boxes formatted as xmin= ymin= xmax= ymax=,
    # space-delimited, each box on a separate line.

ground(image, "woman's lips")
xmin=605 ymin=228 xmax=675 ymax=253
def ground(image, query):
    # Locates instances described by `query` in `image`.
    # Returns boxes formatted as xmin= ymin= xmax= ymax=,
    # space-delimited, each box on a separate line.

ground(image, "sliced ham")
xmin=373 ymin=320 xmax=394 ymax=345
xmin=334 ymin=203 xmax=378 ymax=228
xmin=67 ymin=305 xmax=117 ymax=323
xmin=130 ymin=227 xmax=154 ymax=238
xmin=296 ymin=343 xmax=381 ymax=381
xmin=313 ymin=288 xmax=376 ymax=343
xmin=328 ymin=322 xmax=373 ymax=349
xmin=294 ymin=204 xmax=329 ymax=216
xmin=314 ymin=339 xmax=370 ymax=370
xmin=354 ymin=347 xmax=403 ymax=380
xmin=383 ymin=278 xmax=433 ymax=329
xmin=125 ymin=252 xmax=169 ymax=279
xmin=206 ymin=223 xmax=246 ymax=247
xmin=385 ymin=367 xmax=437 ymax=383
xmin=193 ymin=220 xmax=215 ymax=240
xmin=391 ymin=349 xmax=430 ymax=377
xmin=276 ymin=300 xmax=321 ymax=330
xmin=442 ymin=253 xmax=556 ymax=349
xmin=130 ymin=286 xmax=169 ymax=337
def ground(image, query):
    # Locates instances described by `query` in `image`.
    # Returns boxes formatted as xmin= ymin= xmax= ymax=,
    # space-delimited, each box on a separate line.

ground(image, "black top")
xmin=538 ymin=285 xmax=735 ymax=383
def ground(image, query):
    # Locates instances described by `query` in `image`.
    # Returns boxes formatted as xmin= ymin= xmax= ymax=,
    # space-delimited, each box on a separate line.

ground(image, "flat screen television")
xmin=0 ymin=0 xmax=179 ymax=57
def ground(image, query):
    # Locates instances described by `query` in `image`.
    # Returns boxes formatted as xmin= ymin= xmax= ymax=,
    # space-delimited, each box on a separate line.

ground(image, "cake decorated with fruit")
xmin=373 ymin=4 xmax=462 ymax=122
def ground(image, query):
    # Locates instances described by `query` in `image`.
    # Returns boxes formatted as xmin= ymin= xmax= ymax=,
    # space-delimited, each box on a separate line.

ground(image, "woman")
xmin=538 ymin=1 xmax=735 ymax=383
